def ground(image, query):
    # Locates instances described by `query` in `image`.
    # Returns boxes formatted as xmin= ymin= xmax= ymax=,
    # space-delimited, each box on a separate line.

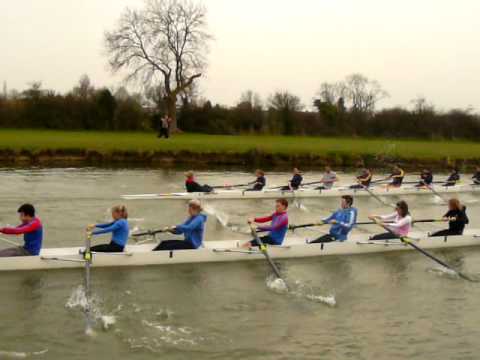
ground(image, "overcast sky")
xmin=1 ymin=0 xmax=479 ymax=110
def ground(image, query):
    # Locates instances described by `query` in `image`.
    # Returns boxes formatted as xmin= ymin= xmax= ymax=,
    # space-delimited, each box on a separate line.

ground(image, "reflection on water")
xmin=0 ymin=168 xmax=480 ymax=359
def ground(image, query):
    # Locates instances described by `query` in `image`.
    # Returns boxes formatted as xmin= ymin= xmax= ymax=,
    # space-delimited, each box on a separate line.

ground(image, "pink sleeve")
xmin=255 ymin=215 xmax=273 ymax=223
xmin=1 ymin=219 xmax=41 ymax=235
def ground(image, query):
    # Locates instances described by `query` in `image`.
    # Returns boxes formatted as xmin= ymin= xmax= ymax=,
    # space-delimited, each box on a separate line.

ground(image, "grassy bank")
xmin=1 ymin=129 xmax=479 ymax=168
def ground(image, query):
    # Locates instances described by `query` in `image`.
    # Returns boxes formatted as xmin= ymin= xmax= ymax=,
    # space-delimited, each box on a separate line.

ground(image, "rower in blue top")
xmin=87 ymin=205 xmax=130 ymax=253
xmin=153 ymin=199 xmax=207 ymax=251
xmin=309 ymin=195 xmax=357 ymax=243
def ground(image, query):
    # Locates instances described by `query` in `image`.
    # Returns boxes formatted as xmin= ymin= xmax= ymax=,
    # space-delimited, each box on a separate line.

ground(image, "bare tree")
xmin=411 ymin=95 xmax=434 ymax=115
xmin=105 ymin=0 xmax=212 ymax=130
xmin=72 ymin=75 xmax=95 ymax=99
xmin=344 ymin=73 xmax=389 ymax=113
xmin=239 ymin=90 xmax=263 ymax=110
xmin=267 ymin=91 xmax=303 ymax=112
xmin=316 ymin=82 xmax=347 ymax=105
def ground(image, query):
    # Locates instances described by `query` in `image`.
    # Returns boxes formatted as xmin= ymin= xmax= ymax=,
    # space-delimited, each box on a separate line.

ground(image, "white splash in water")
xmin=66 ymin=286 xmax=117 ymax=333
xmin=155 ymin=308 xmax=174 ymax=320
xmin=267 ymin=277 xmax=289 ymax=293
xmin=203 ymin=203 xmax=230 ymax=228
xmin=306 ymin=294 xmax=337 ymax=307
xmin=294 ymin=200 xmax=310 ymax=213
xmin=66 ymin=285 xmax=89 ymax=310
xmin=101 ymin=315 xmax=117 ymax=330
xmin=290 ymin=279 xmax=337 ymax=307
xmin=428 ymin=266 xmax=460 ymax=279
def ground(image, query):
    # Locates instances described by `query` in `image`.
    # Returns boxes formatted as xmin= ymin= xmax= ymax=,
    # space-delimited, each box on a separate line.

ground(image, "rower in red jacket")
xmin=242 ymin=199 xmax=289 ymax=248
xmin=0 ymin=204 xmax=43 ymax=257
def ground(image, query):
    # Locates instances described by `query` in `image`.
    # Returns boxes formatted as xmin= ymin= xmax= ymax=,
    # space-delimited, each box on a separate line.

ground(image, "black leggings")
xmin=250 ymin=236 xmax=278 ymax=247
xmin=91 ymin=242 xmax=124 ymax=253
xmin=309 ymin=234 xmax=336 ymax=243
xmin=430 ymin=229 xmax=463 ymax=237
xmin=153 ymin=240 xmax=196 ymax=251
xmin=350 ymin=184 xmax=369 ymax=189
xmin=370 ymin=233 xmax=398 ymax=241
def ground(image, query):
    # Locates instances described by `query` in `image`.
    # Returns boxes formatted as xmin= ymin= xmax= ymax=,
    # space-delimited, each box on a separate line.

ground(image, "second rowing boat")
xmin=122 ymin=184 xmax=480 ymax=201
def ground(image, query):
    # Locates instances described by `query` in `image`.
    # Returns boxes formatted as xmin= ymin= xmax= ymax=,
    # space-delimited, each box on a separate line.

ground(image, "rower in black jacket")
xmin=248 ymin=169 xmax=266 ymax=191
xmin=184 ymin=171 xmax=213 ymax=193
xmin=281 ymin=168 xmax=303 ymax=191
xmin=430 ymin=198 xmax=469 ymax=237
xmin=472 ymin=166 xmax=480 ymax=185
xmin=444 ymin=168 xmax=460 ymax=187
xmin=416 ymin=169 xmax=433 ymax=188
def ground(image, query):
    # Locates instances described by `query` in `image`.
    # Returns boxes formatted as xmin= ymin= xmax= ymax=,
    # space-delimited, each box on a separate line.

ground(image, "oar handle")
xmin=132 ymin=229 xmax=168 ymax=237
xmin=212 ymin=183 xmax=250 ymax=189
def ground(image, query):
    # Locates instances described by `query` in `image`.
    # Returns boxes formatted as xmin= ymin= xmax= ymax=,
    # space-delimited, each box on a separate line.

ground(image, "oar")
xmin=289 ymin=221 xmax=374 ymax=231
xmin=84 ymin=232 xmax=94 ymax=335
xmin=402 ymin=181 xmax=443 ymax=185
xmin=211 ymin=183 xmax=251 ymax=190
xmin=426 ymin=185 xmax=448 ymax=204
xmin=370 ymin=178 xmax=390 ymax=185
xmin=289 ymin=219 xmax=444 ymax=232
xmin=362 ymin=185 xmax=396 ymax=208
xmin=0 ymin=236 xmax=21 ymax=247
xmin=300 ymin=181 xmax=324 ymax=187
xmin=249 ymin=224 xmax=288 ymax=289
xmin=132 ymin=229 xmax=168 ymax=237
xmin=372 ymin=219 xmax=475 ymax=282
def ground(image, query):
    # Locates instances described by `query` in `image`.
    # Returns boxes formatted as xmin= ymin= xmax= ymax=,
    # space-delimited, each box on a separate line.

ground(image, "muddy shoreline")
xmin=0 ymin=148 xmax=478 ymax=171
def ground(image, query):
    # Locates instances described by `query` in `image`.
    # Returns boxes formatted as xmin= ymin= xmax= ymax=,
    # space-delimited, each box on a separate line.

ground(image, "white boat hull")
xmin=122 ymin=184 xmax=480 ymax=201
xmin=1 ymin=230 xmax=479 ymax=272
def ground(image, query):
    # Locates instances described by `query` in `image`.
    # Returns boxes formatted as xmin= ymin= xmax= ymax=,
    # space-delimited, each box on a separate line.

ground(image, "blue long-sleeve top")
xmin=173 ymin=214 xmax=207 ymax=249
xmin=323 ymin=207 xmax=358 ymax=241
xmin=92 ymin=219 xmax=130 ymax=247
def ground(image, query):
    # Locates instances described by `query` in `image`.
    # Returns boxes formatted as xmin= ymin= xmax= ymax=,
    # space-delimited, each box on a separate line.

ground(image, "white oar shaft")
xmin=0 ymin=236 xmax=21 ymax=247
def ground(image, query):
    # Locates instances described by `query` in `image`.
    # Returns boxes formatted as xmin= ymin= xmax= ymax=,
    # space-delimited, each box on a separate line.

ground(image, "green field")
xmin=0 ymin=129 xmax=479 ymax=161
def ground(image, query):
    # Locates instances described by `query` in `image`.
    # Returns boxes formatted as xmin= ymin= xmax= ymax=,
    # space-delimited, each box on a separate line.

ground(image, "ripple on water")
xmin=0 ymin=349 xmax=48 ymax=359
xmin=123 ymin=320 xmax=231 ymax=353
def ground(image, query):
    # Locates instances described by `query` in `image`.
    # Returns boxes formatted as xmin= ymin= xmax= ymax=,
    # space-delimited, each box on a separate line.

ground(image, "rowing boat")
xmin=1 ymin=230 xmax=479 ymax=272
xmin=121 ymin=184 xmax=480 ymax=201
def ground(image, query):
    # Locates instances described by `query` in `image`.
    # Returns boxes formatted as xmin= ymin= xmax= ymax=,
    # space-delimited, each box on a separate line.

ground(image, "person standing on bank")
xmin=158 ymin=115 xmax=170 ymax=139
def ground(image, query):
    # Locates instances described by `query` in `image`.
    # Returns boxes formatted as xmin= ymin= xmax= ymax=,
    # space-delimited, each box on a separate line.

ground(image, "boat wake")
xmin=203 ymin=203 xmax=230 ymax=227
xmin=266 ymin=277 xmax=336 ymax=307
xmin=427 ymin=266 xmax=460 ymax=279
xmin=123 ymin=317 xmax=230 ymax=353
xmin=66 ymin=285 xmax=117 ymax=332
xmin=0 ymin=349 xmax=48 ymax=359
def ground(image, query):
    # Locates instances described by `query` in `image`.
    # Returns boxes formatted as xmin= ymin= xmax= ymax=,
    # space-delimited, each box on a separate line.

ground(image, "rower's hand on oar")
xmin=164 ymin=226 xmax=176 ymax=233
xmin=329 ymin=220 xmax=338 ymax=225
xmin=86 ymin=224 xmax=95 ymax=232
xmin=247 ymin=218 xmax=255 ymax=225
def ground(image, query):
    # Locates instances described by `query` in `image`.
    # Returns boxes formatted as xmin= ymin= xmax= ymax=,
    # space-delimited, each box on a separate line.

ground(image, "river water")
xmin=1 ymin=168 xmax=480 ymax=360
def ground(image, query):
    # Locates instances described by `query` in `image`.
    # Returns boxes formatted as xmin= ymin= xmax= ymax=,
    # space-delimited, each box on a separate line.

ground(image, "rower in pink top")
xmin=369 ymin=201 xmax=412 ymax=240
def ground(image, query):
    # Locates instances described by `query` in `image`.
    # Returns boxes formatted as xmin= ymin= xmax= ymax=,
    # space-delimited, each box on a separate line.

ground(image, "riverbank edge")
xmin=0 ymin=148 xmax=478 ymax=170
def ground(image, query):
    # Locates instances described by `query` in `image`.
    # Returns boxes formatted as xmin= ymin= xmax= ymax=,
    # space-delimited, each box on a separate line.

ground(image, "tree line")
xmin=1 ymin=73 xmax=479 ymax=140
xmin=0 ymin=76 xmax=147 ymax=131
